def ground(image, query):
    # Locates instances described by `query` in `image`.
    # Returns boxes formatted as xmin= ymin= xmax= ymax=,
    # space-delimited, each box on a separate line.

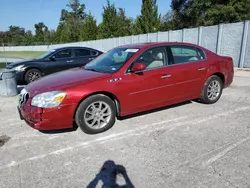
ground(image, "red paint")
xmin=18 ymin=42 xmax=234 ymax=130
xmin=131 ymin=63 xmax=146 ymax=72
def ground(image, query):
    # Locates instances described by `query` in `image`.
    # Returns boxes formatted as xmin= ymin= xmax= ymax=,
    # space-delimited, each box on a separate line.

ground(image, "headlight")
xmin=13 ymin=65 xmax=25 ymax=71
xmin=31 ymin=91 xmax=66 ymax=108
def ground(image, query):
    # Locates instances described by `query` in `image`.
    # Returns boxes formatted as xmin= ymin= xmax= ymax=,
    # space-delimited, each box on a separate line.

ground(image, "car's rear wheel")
xmin=75 ymin=94 xmax=116 ymax=134
xmin=24 ymin=69 xmax=42 ymax=84
xmin=199 ymin=75 xmax=223 ymax=104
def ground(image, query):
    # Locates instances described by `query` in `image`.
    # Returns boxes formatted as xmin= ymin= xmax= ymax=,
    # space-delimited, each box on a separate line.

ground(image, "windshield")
xmin=35 ymin=50 xmax=55 ymax=59
xmin=84 ymin=48 xmax=139 ymax=73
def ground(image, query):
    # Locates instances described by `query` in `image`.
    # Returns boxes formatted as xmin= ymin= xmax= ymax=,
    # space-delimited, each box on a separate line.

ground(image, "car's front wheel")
xmin=199 ymin=75 xmax=223 ymax=104
xmin=24 ymin=69 xmax=43 ymax=84
xmin=75 ymin=94 xmax=116 ymax=134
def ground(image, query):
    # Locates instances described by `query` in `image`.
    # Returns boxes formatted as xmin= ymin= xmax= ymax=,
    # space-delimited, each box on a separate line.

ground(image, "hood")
xmin=6 ymin=59 xmax=37 ymax=69
xmin=26 ymin=68 xmax=111 ymax=95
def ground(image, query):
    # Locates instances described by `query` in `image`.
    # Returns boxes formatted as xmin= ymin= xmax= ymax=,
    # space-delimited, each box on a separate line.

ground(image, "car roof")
xmin=51 ymin=46 xmax=101 ymax=51
xmin=117 ymin=42 xmax=202 ymax=49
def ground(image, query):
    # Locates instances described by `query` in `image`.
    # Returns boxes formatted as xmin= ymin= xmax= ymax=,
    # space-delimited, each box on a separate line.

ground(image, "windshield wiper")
xmin=85 ymin=68 xmax=100 ymax=72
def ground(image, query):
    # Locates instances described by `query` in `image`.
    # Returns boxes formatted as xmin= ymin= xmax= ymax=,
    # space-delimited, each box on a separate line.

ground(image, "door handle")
xmin=67 ymin=60 xmax=73 ymax=63
xmin=198 ymin=67 xmax=206 ymax=71
xmin=161 ymin=75 xmax=171 ymax=79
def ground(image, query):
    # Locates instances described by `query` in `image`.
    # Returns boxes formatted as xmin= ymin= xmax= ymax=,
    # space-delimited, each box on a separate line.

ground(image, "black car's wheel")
xmin=75 ymin=94 xmax=116 ymax=134
xmin=24 ymin=69 xmax=43 ymax=84
xmin=199 ymin=75 xmax=223 ymax=104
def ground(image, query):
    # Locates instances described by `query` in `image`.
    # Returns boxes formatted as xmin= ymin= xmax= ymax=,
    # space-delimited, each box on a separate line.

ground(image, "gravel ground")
xmin=0 ymin=71 xmax=250 ymax=188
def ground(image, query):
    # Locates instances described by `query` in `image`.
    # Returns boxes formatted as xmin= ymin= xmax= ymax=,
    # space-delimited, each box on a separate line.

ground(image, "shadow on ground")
xmin=39 ymin=122 xmax=78 ymax=134
xmin=0 ymin=135 xmax=11 ymax=148
xmin=87 ymin=160 xmax=135 ymax=188
xmin=118 ymin=100 xmax=193 ymax=120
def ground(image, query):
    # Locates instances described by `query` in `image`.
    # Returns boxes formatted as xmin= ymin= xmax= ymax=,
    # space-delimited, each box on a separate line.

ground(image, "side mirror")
xmin=131 ymin=62 xmax=146 ymax=73
xmin=49 ymin=56 xmax=56 ymax=61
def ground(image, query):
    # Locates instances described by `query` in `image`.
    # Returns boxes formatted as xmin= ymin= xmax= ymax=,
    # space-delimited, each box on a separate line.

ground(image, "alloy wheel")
xmin=84 ymin=101 xmax=112 ymax=129
xmin=28 ymin=71 xmax=41 ymax=82
xmin=207 ymin=80 xmax=221 ymax=101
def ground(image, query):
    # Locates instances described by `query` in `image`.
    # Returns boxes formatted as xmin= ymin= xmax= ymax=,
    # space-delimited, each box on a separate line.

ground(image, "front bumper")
xmin=17 ymin=103 xmax=77 ymax=131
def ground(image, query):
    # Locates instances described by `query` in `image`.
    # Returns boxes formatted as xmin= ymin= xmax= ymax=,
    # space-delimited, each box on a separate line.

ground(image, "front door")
xmin=46 ymin=49 xmax=73 ymax=74
xmin=116 ymin=47 xmax=176 ymax=115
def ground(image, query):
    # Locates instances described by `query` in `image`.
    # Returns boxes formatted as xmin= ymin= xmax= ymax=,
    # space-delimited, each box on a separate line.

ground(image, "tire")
xmin=24 ymin=69 xmax=43 ymax=84
xmin=199 ymin=75 xmax=223 ymax=104
xmin=75 ymin=94 xmax=116 ymax=134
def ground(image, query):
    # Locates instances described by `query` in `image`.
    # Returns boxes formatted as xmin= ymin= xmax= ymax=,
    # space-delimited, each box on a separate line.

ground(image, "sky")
xmin=0 ymin=0 xmax=171 ymax=33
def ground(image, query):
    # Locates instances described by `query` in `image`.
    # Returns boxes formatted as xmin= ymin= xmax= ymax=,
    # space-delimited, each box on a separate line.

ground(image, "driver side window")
xmin=137 ymin=47 xmax=167 ymax=70
xmin=54 ymin=49 xmax=72 ymax=59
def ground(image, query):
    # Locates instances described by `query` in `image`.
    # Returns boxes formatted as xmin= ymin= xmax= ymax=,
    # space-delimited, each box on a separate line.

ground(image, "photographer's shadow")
xmin=87 ymin=160 xmax=135 ymax=188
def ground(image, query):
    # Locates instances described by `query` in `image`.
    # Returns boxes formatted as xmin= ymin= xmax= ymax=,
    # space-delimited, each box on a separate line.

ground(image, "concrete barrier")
xmin=0 ymin=21 xmax=249 ymax=68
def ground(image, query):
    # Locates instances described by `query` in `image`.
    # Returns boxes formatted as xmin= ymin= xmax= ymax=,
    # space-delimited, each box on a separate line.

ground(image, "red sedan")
xmin=17 ymin=42 xmax=234 ymax=134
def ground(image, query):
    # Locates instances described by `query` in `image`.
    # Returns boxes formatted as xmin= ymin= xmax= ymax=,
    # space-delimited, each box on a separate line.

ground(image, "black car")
xmin=5 ymin=46 xmax=103 ymax=84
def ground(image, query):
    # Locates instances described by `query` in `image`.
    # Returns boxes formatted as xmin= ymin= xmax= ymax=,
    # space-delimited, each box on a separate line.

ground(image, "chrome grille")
xmin=18 ymin=88 xmax=29 ymax=107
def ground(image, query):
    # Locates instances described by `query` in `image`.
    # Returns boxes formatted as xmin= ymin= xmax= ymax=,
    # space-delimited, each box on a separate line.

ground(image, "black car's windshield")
xmin=84 ymin=48 xmax=139 ymax=73
xmin=35 ymin=50 xmax=55 ymax=59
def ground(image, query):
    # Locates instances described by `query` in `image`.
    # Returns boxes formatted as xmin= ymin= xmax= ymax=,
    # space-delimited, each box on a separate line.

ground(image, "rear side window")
xmin=90 ymin=50 xmax=99 ymax=56
xmin=169 ymin=46 xmax=206 ymax=64
xmin=75 ymin=49 xmax=91 ymax=57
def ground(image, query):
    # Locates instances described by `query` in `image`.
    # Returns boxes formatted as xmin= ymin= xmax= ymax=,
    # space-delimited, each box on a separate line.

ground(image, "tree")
xmin=8 ymin=25 xmax=26 ymax=45
xmin=34 ymin=22 xmax=48 ymax=43
xmin=171 ymin=0 xmax=250 ymax=29
xmin=132 ymin=16 xmax=143 ymax=34
xmin=57 ymin=0 xmax=86 ymax=42
xmin=135 ymin=0 xmax=161 ymax=34
xmin=205 ymin=0 xmax=250 ymax=25
xmin=160 ymin=11 xmax=174 ymax=31
xmin=23 ymin=30 xmax=34 ymax=45
xmin=98 ymin=0 xmax=119 ymax=39
xmin=116 ymin=8 xmax=133 ymax=37
xmin=0 ymin=31 xmax=10 ymax=45
xmin=80 ymin=12 xmax=98 ymax=41
xmin=56 ymin=23 xmax=70 ymax=43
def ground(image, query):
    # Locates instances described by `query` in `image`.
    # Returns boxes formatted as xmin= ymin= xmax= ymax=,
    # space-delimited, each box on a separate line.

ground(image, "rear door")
xmin=166 ymin=45 xmax=208 ymax=99
xmin=72 ymin=48 xmax=99 ymax=68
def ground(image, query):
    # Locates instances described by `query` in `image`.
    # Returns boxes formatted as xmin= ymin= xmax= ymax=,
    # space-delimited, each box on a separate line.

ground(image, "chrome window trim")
xmin=124 ymin=44 xmax=208 ymax=75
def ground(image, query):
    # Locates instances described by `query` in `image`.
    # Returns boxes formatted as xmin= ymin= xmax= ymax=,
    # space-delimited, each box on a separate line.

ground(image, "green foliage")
xmin=116 ymin=8 xmax=133 ymax=37
xmin=98 ymin=0 xmax=119 ymax=39
xmin=58 ymin=0 xmax=87 ymax=42
xmin=80 ymin=12 xmax=98 ymax=41
xmin=0 ymin=51 xmax=45 ymax=59
xmin=34 ymin=22 xmax=49 ymax=44
xmin=134 ymin=0 xmax=161 ymax=34
xmin=171 ymin=0 xmax=250 ymax=29
xmin=1 ymin=0 xmax=249 ymax=46
xmin=160 ymin=11 xmax=174 ymax=31
xmin=98 ymin=0 xmax=133 ymax=39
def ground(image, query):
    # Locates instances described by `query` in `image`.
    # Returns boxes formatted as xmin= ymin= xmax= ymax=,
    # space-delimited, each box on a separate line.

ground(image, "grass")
xmin=0 ymin=63 xmax=6 ymax=69
xmin=0 ymin=51 xmax=45 ymax=60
